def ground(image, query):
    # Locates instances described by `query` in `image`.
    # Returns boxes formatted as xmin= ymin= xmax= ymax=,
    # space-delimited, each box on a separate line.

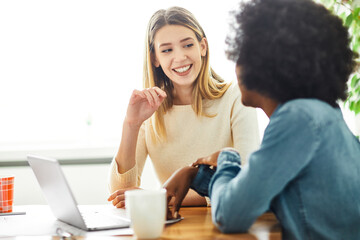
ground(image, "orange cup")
xmin=0 ymin=175 xmax=15 ymax=213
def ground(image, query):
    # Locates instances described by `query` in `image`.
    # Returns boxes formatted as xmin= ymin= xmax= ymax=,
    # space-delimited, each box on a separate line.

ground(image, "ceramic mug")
xmin=125 ymin=189 xmax=166 ymax=239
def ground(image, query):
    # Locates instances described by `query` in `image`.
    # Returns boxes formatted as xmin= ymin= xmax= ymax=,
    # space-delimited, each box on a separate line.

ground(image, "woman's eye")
xmin=185 ymin=43 xmax=194 ymax=48
xmin=162 ymin=49 xmax=172 ymax=53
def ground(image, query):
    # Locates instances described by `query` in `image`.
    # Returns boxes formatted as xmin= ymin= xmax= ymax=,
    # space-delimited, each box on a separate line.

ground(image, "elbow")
xmin=218 ymin=225 xmax=248 ymax=234
xmin=212 ymin=201 xmax=250 ymax=233
xmin=214 ymin=215 xmax=249 ymax=234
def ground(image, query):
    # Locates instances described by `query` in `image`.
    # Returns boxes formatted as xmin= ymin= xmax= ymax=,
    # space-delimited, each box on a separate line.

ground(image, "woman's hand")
xmin=125 ymin=87 xmax=167 ymax=127
xmin=163 ymin=166 xmax=199 ymax=219
xmin=192 ymin=151 xmax=221 ymax=168
xmin=192 ymin=148 xmax=239 ymax=168
xmin=107 ymin=187 xmax=141 ymax=208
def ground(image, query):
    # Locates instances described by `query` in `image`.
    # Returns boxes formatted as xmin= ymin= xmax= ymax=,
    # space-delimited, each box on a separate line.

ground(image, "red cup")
xmin=0 ymin=175 xmax=15 ymax=213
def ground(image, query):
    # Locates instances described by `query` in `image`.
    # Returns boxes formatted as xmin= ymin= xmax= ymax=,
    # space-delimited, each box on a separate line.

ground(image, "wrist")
xmin=124 ymin=117 xmax=142 ymax=129
xmin=187 ymin=166 xmax=199 ymax=180
xmin=190 ymin=164 xmax=216 ymax=197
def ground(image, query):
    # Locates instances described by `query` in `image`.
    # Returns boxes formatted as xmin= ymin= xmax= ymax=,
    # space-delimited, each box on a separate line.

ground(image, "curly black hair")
xmin=226 ymin=0 xmax=357 ymax=107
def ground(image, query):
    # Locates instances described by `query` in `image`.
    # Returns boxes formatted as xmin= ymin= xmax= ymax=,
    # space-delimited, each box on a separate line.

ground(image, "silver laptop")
xmin=27 ymin=154 xmax=131 ymax=231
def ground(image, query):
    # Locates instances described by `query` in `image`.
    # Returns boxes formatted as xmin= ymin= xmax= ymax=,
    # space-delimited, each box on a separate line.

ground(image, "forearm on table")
xmin=209 ymin=150 xmax=254 ymax=233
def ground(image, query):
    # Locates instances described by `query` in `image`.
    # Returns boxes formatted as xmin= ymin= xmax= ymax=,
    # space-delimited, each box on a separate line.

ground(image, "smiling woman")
xmin=107 ymin=5 xmax=260 ymax=210
xmin=0 ymin=0 xmax=246 ymax=163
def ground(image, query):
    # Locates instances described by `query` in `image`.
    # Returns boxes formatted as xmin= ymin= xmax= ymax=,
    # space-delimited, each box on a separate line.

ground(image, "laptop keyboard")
xmin=81 ymin=211 xmax=130 ymax=229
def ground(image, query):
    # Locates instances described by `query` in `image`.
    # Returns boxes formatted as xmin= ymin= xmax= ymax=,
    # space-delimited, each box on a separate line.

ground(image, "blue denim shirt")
xmin=191 ymin=99 xmax=360 ymax=240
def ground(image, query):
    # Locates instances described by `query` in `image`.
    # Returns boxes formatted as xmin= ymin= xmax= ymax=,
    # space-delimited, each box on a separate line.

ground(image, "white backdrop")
xmin=0 ymin=0 xmax=248 ymax=161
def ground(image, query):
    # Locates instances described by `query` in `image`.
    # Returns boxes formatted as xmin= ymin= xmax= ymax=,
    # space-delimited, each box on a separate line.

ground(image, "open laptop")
xmin=27 ymin=154 xmax=131 ymax=231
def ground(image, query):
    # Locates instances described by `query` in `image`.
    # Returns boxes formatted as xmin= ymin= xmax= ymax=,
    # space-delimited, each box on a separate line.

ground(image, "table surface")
xmin=160 ymin=207 xmax=281 ymax=240
xmin=0 ymin=205 xmax=281 ymax=240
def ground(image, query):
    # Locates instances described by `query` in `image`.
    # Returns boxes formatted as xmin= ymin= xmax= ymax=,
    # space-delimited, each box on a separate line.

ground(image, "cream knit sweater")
xmin=109 ymin=82 xmax=260 ymax=193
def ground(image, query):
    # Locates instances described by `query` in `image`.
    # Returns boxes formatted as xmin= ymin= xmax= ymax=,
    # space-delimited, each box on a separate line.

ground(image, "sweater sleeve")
xmin=108 ymin=123 xmax=148 ymax=193
xmin=230 ymin=85 xmax=260 ymax=165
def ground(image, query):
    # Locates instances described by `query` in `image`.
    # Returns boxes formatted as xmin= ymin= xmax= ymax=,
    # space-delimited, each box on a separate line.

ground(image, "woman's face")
xmin=153 ymin=24 xmax=207 ymax=89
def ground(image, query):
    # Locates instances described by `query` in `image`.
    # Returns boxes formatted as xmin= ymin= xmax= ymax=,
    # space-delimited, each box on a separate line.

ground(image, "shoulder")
xmin=274 ymin=99 xmax=341 ymax=127
xmin=224 ymin=81 xmax=241 ymax=99
xmin=203 ymin=81 xmax=240 ymax=107
xmin=216 ymin=81 xmax=242 ymax=107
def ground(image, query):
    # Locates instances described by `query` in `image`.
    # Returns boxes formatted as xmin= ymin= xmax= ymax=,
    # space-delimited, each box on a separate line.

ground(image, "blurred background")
xmin=0 ymin=0 xmax=357 ymax=205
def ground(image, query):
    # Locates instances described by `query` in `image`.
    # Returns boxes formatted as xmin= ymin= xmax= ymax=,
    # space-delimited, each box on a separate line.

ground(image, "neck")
xmin=173 ymin=85 xmax=193 ymax=105
xmin=260 ymin=97 xmax=279 ymax=118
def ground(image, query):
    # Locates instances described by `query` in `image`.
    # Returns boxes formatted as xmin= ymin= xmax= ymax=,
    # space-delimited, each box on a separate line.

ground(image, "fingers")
xmin=192 ymin=151 xmax=220 ymax=167
xmin=142 ymin=89 xmax=156 ymax=107
xmin=166 ymin=194 xmax=173 ymax=205
xmin=132 ymin=87 xmax=167 ymax=108
xmin=152 ymin=86 xmax=167 ymax=97
xmin=166 ymin=202 xmax=181 ymax=220
xmin=108 ymin=189 xmax=123 ymax=201
xmin=108 ymin=189 xmax=127 ymax=208
xmin=167 ymin=195 xmax=181 ymax=219
xmin=171 ymin=199 xmax=181 ymax=219
xmin=166 ymin=207 xmax=173 ymax=220
xmin=165 ymin=189 xmax=181 ymax=219
xmin=108 ymin=193 xmax=125 ymax=208
xmin=129 ymin=89 xmax=147 ymax=104
xmin=114 ymin=199 xmax=125 ymax=208
xmin=192 ymin=158 xmax=204 ymax=167
xmin=172 ymin=197 xmax=182 ymax=216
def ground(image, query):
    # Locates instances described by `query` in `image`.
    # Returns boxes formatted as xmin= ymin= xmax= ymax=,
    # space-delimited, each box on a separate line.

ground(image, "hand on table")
xmin=108 ymin=187 xmax=141 ymax=208
xmin=163 ymin=166 xmax=199 ymax=220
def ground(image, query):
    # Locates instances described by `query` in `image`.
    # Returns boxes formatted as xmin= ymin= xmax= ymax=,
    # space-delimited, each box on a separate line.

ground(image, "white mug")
xmin=125 ymin=189 xmax=167 ymax=239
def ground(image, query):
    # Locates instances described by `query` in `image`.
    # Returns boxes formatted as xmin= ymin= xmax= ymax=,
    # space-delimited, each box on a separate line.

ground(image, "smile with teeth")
xmin=173 ymin=64 xmax=191 ymax=73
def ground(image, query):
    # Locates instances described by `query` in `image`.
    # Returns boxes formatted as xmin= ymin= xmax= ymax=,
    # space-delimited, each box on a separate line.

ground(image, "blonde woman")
xmin=108 ymin=6 xmax=259 ymax=208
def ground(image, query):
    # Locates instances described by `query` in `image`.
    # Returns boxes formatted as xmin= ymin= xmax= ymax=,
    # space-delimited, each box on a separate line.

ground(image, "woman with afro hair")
xmin=163 ymin=0 xmax=360 ymax=239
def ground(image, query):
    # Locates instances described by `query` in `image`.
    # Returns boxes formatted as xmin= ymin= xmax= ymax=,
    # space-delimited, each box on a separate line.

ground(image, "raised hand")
xmin=125 ymin=87 xmax=167 ymax=127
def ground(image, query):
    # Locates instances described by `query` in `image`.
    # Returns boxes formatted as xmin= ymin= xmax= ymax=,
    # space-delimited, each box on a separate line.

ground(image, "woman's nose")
xmin=173 ymin=49 xmax=187 ymax=62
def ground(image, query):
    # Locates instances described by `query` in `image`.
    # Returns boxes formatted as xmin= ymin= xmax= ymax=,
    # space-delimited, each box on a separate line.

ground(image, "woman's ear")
xmin=200 ymin=38 xmax=208 ymax=57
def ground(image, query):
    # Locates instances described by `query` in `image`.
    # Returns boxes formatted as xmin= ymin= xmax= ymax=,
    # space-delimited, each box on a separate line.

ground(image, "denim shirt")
xmin=190 ymin=99 xmax=360 ymax=240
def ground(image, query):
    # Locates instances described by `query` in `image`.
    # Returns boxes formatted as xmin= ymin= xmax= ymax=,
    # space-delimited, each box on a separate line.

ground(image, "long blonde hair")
xmin=143 ymin=6 xmax=231 ymax=142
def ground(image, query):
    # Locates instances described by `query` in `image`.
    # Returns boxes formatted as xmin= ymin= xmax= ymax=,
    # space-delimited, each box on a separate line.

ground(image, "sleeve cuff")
xmin=190 ymin=164 xmax=216 ymax=197
xmin=217 ymin=150 xmax=242 ymax=167
xmin=108 ymin=158 xmax=139 ymax=193
xmin=208 ymin=150 xmax=242 ymax=197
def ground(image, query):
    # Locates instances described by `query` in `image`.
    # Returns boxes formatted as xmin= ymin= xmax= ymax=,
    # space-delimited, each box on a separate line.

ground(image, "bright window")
xmin=0 ymin=0 xmax=249 ymax=161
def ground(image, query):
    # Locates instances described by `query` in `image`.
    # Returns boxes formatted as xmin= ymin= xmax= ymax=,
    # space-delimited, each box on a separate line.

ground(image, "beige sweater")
xmin=109 ymin=82 xmax=260 ymax=193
